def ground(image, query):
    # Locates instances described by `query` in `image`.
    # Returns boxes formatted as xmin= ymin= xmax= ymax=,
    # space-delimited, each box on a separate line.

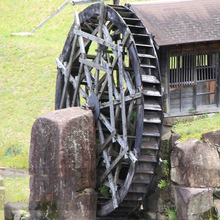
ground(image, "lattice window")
xmin=169 ymin=54 xmax=194 ymax=87
xmin=196 ymin=54 xmax=216 ymax=82
xmin=169 ymin=53 xmax=217 ymax=87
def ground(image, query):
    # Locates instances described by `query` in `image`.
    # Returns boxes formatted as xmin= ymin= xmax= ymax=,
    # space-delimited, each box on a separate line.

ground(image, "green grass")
xmin=172 ymin=113 xmax=220 ymax=141
xmin=0 ymin=0 xmax=89 ymax=170
xmin=3 ymin=177 xmax=30 ymax=203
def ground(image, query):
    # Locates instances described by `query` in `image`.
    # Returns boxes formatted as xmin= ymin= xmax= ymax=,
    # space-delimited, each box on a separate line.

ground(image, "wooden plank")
xmin=98 ymin=147 xmax=128 ymax=185
xmin=75 ymin=12 xmax=93 ymax=93
xmin=99 ymin=113 xmax=136 ymax=164
xmin=107 ymin=64 xmax=116 ymax=142
xmin=97 ymin=130 xmax=116 ymax=155
xmin=71 ymin=27 xmax=99 ymax=64
xmin=73 ymin=29 xmax=118 ymax=50
xmin=142 ymin=75 xmax=160 ymax=84
xmin=95 ymin=2 xmax=105 ymax=95
xmin=97 ymin=120 xmax=118 ymax=209
xmin=55 ymin=58 xmax=88 ymax=100
xmin=98 ymin=76 xmax=108 ymax=100
xmin=59 ymin=31 xmax=78 ymax=108
xmin=79 ymin=57 xmax=107 ymax=72
xmin=126 ymin=100 xmax=134 ymax=130
xmin=100 ymin=92 xmax=141 ymax=109
xmin=100 ymin=55 xmax=120 ymax=100
xmin=143 ymin=87 xmax=161 ymax=97
xmin=102 ymin=26 xmax=134 ymax=96
xmin=118 ymin=40 xmax=136 ymax=162
xmin=72 ymin=62 xmax=83 ymax=106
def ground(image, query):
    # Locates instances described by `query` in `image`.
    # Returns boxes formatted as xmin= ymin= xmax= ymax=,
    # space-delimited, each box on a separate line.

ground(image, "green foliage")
xmin=36 ymin=202 xmax=59 ymax=220
xmin=158 ymin=179 xmax=166 ymax=189
xmin=164 ymin=208 xmax=177 ymax=220
xmin=188 ymin=107 xmax=196 ymax=115
xmin=172 ymin=113 xmax=220 ymax=142
xmin=162 ymin=159 xmax=169 ymax=177
xmin=3 ymin=177 xmax=29 ymax=203
xmin=158 ymin=160 xmax=170 ymax=190
xmin=100 ymin=185 xmax=111 ymax=198
xmin=201 ymin=206 xmax=218 ymax=220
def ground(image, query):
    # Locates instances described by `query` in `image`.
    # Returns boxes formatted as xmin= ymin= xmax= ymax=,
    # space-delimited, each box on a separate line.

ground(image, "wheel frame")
xmin=55 ymin=3 xmax=162 ymax=217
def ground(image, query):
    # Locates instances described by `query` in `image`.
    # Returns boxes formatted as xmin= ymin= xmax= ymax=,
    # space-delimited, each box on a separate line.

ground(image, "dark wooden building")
xmin=129 ymin=0 xmax=220 ymax=117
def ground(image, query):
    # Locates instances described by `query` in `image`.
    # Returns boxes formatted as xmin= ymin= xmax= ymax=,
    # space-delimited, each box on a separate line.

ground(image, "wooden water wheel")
xmin=55 ymin=2 xmax=163 ymax=218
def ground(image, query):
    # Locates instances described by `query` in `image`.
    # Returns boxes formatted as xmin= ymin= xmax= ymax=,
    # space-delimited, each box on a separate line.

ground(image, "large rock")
xmin=171 ymin=139 xmax=220 ymax=187
xmin=174 ymin=186 xmax=213 ymax=220
xmin=4 ymin=202 xmax=28 ymax=220
xmin=214 ymin=199 xmax=220 ymax=215
xmin=29 ymin=107 xmax=97 ymax=220
xmin=202 ymin=130 xmax=220 ymax=146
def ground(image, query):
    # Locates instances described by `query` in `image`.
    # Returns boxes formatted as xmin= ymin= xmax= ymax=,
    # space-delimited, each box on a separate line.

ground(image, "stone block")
xmin=145 ymin=211 xmax=156 ymax=220
xmin=4 ymin=202 xmax=28 ymax=220
xmin=170 ymin=133 xmax=181 ymax=148
xmin=202 ymin=130 xmax=220 ymax=146
xmin=174 ymin=186 xmax=213 ymax=220
xmin=214 ymin=199 xmax=220 ymax=215
xmin=29 ymin=107 xmax=97 ymax=219
xmin=57 ymin=188 xmax=97 ymax=220
xmin=171 ymin=139 xmax=220 ymax=187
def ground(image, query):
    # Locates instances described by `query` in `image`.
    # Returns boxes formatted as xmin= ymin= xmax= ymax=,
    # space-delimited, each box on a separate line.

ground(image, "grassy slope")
xmin=0 ymin=0 xmax=88 ymax=170
xmin=172 ymin=113 xmax=220 ymax=142
xmin=1 ymin=0 xmax=220 ymax=171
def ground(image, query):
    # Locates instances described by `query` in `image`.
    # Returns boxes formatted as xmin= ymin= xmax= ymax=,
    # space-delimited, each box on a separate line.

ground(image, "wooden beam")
xmin=107 ymin=64 xmax=116 ymax=142
xmin=72 ymin=62 xmax=84 ymax=106
xmin=79 ymin=57 xmax=107 ymax=72
xmin=97 ymin=120 xmax=119 ymax=209
xmin=98 ymin=147 xmax=128 ymax=185
xmin=59 ymin=32 xmax=78 ymax=109
xmin=97 ymin=130 xmax=116 ymax=155
xmin=100 ymin=92 xmax=141 ymax=109
xmin=73 ymin=29 xmax=118 ymax=50
xmin=99 ymin=113 xmax=137 ymax=163
xmin=55 ymin=58 xmax=88 ymax=100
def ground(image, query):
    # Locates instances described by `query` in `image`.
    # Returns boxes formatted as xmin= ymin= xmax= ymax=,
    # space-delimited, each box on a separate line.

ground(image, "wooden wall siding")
xmin=160 ymin=42 xmax=220 ymax=116
xmin=170 ymin=86 xmax=194 ymax=113
xmin=197 ymin=81 xmax=217 ymax=106
xmin=169 ymin=41 xmax=220 ymax=54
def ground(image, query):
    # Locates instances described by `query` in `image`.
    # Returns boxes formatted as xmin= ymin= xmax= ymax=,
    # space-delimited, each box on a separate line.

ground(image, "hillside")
xmin=0 ymin=0 xmax=220 ymax=172
xmin=0 ymin=0 xmax=89 ymax=170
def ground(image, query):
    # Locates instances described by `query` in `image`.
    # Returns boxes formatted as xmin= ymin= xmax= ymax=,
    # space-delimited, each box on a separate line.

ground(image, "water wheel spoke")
xmin=59 ymin=32 xmax=78 ymax=108
xmin=100 ymin=91 xmax=141 ymax=109
xmin=97 ymin=120 xmax=119 ymax=209
xmin=55 ymin=58 xmax=88 ymax=100
xmin=71 ymin=27 xmax=99 ymax=64
xmin=73 ymin=29 xmax=118 ymax=51
xmin=98 ymin=147 xmax=128 ymax=185
xmin=98 ymin=113 xmax=136 ymax=163
xmin=107 ymin=65 xmax=116 ymax=141
xmin=79 ymin=57 xmax=107 ymax=73
xmin=97 ymin=130 xmax=116 ymax=156
xmin=72 ymin=62 xmax=84 ymax=106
